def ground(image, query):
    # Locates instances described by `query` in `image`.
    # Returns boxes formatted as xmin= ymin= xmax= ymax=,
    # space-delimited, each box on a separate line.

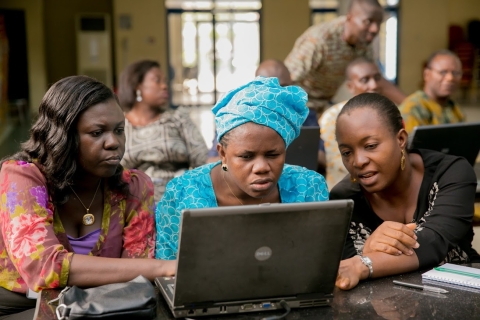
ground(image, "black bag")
xmin=49 ymin=276 xmax=157 ymax=319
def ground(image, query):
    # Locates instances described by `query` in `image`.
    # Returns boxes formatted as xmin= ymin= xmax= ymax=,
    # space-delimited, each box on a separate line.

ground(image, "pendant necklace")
xmin=69 ymin=180 xmax=102 ymax=226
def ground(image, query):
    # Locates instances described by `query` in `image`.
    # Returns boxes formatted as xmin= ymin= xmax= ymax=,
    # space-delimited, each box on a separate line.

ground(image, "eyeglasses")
xmin=428 ymin=68 xmax=463 ymax=78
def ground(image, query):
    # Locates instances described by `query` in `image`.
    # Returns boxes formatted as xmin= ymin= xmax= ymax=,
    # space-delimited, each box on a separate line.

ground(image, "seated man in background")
xmin=320 ymin=57 xmax=383 ymax=189
xmin=207 ymin=59 xmax=326 ymax=173
xmin=399 ymin=50 xmax=465 ymax=133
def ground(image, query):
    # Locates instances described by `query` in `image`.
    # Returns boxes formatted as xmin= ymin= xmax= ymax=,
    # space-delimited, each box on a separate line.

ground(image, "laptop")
xmin=155 ymin=200 xmax=353 ymax=318
xmin=285 ymin=126 xmax=320 ymax=170
xmin=408 ymin=122 xmax=480 ymax=166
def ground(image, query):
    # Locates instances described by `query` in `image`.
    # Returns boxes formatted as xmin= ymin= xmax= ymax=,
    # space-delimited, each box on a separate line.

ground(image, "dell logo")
xmin=255 ymin=246 xmax=272 ymax=261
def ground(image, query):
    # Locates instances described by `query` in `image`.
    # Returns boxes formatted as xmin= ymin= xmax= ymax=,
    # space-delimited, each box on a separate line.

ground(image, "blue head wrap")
xmin=212 ymin=76 xmax=309 ymax=147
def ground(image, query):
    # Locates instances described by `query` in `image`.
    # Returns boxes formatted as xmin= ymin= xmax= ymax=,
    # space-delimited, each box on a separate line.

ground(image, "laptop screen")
xmin=408 ymin=122 xmax=480 ymax=166
xmin=285 ymin=127 xmax=320 ymax=170
xmin=173 ymin=200 xmax=353 ymax=306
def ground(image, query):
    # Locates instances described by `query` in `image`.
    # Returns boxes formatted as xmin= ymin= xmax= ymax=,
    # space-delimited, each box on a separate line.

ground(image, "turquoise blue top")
xmin=155 ymin=162 xmax=329 ymax=259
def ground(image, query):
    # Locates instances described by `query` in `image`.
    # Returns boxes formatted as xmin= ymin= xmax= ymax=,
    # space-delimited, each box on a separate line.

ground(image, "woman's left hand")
xmin=336 ymin=257 xmax=366 ymax=290
xmin=363 ymin=222 xmax=418 ymax=256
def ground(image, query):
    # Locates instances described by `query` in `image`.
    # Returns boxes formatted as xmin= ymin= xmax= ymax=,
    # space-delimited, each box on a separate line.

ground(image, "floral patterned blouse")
xmin=0 ymin=160 xmax=156 ymax=294
xmin=121 ymin=107 xmax=208 ymax=202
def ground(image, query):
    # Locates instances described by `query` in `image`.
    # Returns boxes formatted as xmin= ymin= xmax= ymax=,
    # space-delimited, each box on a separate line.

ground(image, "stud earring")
xmin=401 ymin=149 xmax=406 ymax=171
xmin=222 ymin=164 xmax=228 ymax=172
xmin=350 ymin=175 xmax=357 ymax=183
xmin=136 ymin=89 xmax=142 ymax=102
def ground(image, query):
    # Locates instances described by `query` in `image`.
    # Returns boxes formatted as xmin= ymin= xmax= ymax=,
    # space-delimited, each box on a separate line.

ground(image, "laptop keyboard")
xmin=168 ymin=283 xmax=175 ymax=295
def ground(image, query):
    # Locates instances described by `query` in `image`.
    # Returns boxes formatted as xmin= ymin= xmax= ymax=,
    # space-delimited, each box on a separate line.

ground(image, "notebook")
xmin=422 ymin=263 xmax=480 ymax=292
xmin=408 ymin=122 xmax=480 ymax=166
xmin=155 ymin=200 xmax=353 ymax=318
xmin=285 ymin=126 xmax=320 ymax=170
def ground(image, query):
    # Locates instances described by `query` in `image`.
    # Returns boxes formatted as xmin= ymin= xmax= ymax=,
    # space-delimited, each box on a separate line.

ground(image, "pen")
xmin=393 ymin=280 xmax=449 ymax=294
xmin=434 ymin=267 xmax=480 ymax=279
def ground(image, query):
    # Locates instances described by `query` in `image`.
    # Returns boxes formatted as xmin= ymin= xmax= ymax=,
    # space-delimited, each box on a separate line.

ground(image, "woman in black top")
xmin=331 ymin=93 xmax=479 ymax=290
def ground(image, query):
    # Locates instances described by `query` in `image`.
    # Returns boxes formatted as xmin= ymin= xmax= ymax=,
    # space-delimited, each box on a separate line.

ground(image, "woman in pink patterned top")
xmin=0 ymin=76 xmax=175 ymax=318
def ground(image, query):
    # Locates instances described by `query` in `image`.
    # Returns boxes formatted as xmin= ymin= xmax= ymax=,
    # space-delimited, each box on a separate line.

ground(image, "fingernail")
xmin=414 ymin=242 xmax=420 ymax=248
xmin=413 ymin=234 xmax=418 ymax=240
xmin=408 ymin=250 xmax=414 ymax=255
xmin=397 ymin=251 xmax=402 ymax=255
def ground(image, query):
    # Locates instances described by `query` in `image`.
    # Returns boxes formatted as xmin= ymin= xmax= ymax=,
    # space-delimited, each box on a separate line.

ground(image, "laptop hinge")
xmin=296 ymin=293 xmax=333 ymax=300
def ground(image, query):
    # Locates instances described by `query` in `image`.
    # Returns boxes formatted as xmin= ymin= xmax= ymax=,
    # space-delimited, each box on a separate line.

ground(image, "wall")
xmin=399 ymin=0 xmax=480 ymax=96
xmin=0 ymin=0 xmax=46 ymax=114
xmin=447 ymin=0 xmax=480 ymax=28
xmin=44 ymin=0 xmax=113 ymax=85
xmin=113 ymin=0 xmax=168 ymax=85
xmin=398 ymin=0 xmax=449 ymax=94
xmin=261 ymin=0 xmax=310 ymax=61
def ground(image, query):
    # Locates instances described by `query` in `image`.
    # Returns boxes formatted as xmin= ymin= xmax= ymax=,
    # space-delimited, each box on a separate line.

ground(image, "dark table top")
xmin=36 ymin=264 xmax=480 ymax=320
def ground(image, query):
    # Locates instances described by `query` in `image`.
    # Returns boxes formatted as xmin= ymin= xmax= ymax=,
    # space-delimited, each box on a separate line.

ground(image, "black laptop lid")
xmin=408 ymin=122 xmax=480 ymax=166
xmin=173 ymin=200 xmax=353 ymax=306
xmin=285 ymin=127 xmax=320 ymax=170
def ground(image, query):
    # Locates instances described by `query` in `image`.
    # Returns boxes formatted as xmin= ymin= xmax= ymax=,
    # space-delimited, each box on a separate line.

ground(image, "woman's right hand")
xmin=336 ymin=256 xmax=368 ymax=290
xmin=362 ymin=222 xmax=419 ymax=256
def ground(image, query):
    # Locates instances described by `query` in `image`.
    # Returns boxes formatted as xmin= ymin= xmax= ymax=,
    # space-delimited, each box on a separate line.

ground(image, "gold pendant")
xmin=82 ymin=209 xmax=95 ymax=226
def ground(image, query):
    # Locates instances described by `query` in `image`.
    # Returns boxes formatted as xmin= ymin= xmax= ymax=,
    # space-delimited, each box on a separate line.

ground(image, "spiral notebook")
xmin=422 ymin=263 xmax=480 ymax=292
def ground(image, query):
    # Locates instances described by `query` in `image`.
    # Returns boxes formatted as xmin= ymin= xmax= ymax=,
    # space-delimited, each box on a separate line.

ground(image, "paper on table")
xmin=422 ymin=263 xmax=480 ymax=291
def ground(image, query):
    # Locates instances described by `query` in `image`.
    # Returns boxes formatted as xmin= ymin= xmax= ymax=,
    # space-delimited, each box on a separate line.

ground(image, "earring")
xmin=401 ymin=149 xmax=406 ymax=171
xmin=136 ymin=90 xmax=142 ymax=102
xmin=350 ymin=175 xmax=357 ymax=183
xmin=222 ymin=164 xmax=228 ymax=172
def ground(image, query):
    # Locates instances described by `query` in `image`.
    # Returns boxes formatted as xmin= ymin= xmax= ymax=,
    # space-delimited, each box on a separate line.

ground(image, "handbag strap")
xmin=47 ymin=286 xmax=71 ymax=306
xmin=56 ymin=304 xmax=71 ymax=320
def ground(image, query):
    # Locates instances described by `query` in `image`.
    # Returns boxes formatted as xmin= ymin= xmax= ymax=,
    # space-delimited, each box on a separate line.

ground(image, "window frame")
xmin=165 ymin=0 xmax=262 ymax=106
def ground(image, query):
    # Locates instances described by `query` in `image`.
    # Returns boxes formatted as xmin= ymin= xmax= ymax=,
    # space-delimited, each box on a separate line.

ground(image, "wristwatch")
xmin=359 ymin=255 xmax=373 ymax=278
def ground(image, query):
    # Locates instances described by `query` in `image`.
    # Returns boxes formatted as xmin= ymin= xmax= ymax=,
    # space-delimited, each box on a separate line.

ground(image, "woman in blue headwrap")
xmin=155 ymin=77 xmax=329 ymax=260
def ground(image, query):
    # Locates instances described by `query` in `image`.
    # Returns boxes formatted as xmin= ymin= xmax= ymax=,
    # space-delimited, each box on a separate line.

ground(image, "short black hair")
xmin=425 ymin=49 xmax=461 ymax=69
xmin=345 ymin=57 xmax=377 ymax=79
xmin=337 ymin=92 xmax=403 ymax=136
xmin=348 ymin=0 xmax=382 ymax=12
xmin=118 ymin=60 xmax=161 ymax=111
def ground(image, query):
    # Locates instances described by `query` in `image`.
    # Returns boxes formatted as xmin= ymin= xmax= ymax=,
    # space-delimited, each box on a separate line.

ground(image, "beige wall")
xmin=399 ymin=0 xmax=480 ymax=95
xmin=398 ymin=0 xmax=449 ymax=94
xmin=0 ymin=0 xmax=46 ymax=114
xmin=261 ymin=0 xmax=310 ymax=61
xmin=113 ymin=0 xmax=168 ymax=85
xmin=44 ymin=0 xmax=113 ymax=85
xmin=447 ymin=0 xmax=480 ymax=27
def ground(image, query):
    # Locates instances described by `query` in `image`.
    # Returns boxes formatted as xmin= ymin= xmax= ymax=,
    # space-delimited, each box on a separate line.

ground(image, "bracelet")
xmin=358 ymin=255 xmax=373 ymax=278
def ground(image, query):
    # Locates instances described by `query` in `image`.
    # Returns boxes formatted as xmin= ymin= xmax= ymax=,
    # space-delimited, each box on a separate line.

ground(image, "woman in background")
xmin=118 ymin=60 xmax=207 ymax=202
xmin=331 ymin=93 xmax=479 ymax=290
xmin=0 ymin=76 xmax=175 ymax=319
xmin=156 ymin=77 xmax=329 ymax=260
